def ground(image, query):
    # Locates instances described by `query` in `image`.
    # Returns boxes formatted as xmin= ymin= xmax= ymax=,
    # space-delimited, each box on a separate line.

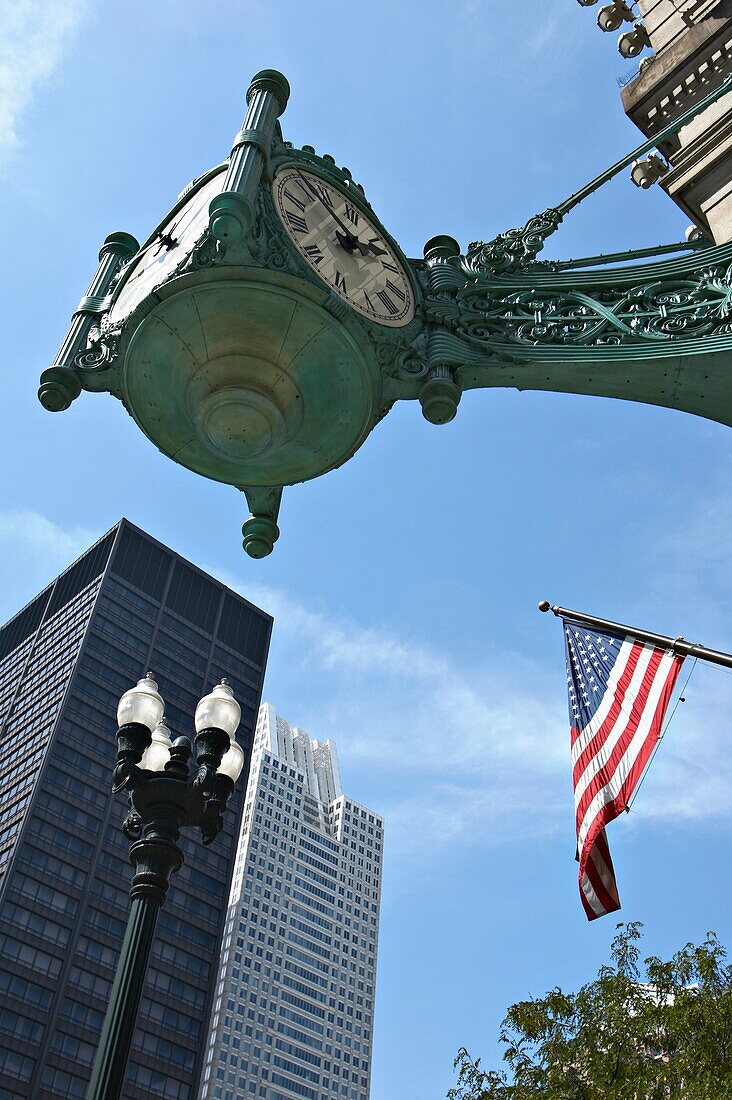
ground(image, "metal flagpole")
xmin=538 ymin=601 xmax=732 ymax=673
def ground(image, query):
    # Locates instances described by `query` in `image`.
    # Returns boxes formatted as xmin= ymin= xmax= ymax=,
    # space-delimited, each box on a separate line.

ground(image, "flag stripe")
xmin=570 ymin=639 xmax=636 ymax=759
xmin=581 ymin=802 xmax=623 ymax=918
xmin=581 ymin=873 xmax=606 ymax=919
xmin=606 ymin=659 xmax=679 ymax=818
xmin=572 ymin=641 xmax=652 ymax=785
xmin=587 ymin=830 xmax=619 ymax=911
xmin=577 ymin=649 xmax=677 ymax=851
xmin=563 ymin=618 xmax=683 ymax=921
xmin=574 ymin=647 xmax=666 ymax=824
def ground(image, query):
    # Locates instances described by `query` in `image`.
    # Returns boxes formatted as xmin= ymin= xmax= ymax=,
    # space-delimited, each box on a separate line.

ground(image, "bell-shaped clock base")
xmin=120 ymin=267 xmax=383 ymax=490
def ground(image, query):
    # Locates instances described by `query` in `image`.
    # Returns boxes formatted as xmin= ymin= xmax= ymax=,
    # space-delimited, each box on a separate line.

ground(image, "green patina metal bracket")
xmin=39 ymin=70 xmax=732 ymax=557
xmin=466 ymin=76 xmax=732 ymax=275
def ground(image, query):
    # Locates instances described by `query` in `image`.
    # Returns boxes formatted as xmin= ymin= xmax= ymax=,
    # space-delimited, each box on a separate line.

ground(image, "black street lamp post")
xmin=85 ymin=674 xmax=246 ymax=1100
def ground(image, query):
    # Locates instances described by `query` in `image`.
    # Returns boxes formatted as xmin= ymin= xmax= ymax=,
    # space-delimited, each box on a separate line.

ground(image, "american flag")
xmin=564 ymin=618 xmax=684 ymax=921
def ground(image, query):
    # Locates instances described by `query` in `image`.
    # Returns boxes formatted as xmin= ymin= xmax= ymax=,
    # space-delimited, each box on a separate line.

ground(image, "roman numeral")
xmin=315 ymin=184 xmax=333 ymax=208
xmin=344 ymin=203 xmax=359 ymax=226
xmin=382 ymin=259 xmax=399 ymax=273
xmin=362 ymin=289 xmax=376 ymax=312
xmin=284 ymin=187 xmax=308 ymax=214
xmin=303 ymin=243 xmax=324 ymax=265
xmin=286 ymin=211 xmax=308 ymax=235
xmin=385 ymin=278 xmax=406 ymax=303
xmin=376 ymin=289 xmax=398 ymax=315
xmin=334 ymin=270 xmax=347 ymax=293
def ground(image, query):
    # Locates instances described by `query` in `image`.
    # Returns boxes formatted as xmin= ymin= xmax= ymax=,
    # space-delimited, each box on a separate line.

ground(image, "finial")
xmin=246 ymin=69 xmax=290 ymax=115
xmin=423 ymin=235 xmax=461 ymax=263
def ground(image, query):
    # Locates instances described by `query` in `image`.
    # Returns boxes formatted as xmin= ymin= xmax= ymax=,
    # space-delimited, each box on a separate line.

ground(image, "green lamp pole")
xmin=85 ymin=676 xmax=246 ymax=1100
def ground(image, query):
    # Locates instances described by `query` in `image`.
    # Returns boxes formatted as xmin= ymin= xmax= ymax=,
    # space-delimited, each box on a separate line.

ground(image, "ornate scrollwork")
xmin=191 ymin=763 xmax=216 ymax=790
xmin=423 ymin=259 xmax=732 ymax=351
xmin=112 ymin=759 xmax=139 ymax=794
xmin=189 ymin=231 xmax=226 ymax=270
xmin=122 ymin=810 xmax=143 ymax=840
xmin=466 ymin=207 xmax=564 ymax=276
xmin=201 ymin=797 xmax=226 ymax=846
xmin=395 ymin=332 xmax=429 ymax=381
xmin=74 ymin=334 xmax=119 ymax=373
xmin=244 ymin=188 xmax=303 ymax=277
xmin=108 ymin=255 xmax=134 ymax=294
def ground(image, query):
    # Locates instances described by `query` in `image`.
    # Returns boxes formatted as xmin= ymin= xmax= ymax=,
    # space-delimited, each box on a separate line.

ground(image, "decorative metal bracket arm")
xmin=38 ymin=232 xmax=138 ymax=412
xmin=466 ymin=208 xmax=564 ymax=276
xmin=465 ymin=73 xmax=732 ymax=276
xmin=209 ymin=70 xmax=290 ymax=245
xmin=122 ymin=810 xmax=143 ymax=840
xmin=111 ymin=722 xmax=151 ymax=793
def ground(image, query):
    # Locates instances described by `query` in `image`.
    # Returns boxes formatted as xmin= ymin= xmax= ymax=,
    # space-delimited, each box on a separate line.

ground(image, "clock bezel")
xmin=270 ymin=158 xmax=421 ymax=327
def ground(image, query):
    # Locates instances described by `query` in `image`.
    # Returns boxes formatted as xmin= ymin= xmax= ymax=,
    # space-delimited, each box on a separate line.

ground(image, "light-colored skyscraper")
xmin=199 ymin=703 xmax=383 ymax=1100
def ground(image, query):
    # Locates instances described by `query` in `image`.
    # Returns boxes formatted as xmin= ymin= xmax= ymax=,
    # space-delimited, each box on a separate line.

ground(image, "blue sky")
xmin=3 ymin=1 xmax=732 ymax=1097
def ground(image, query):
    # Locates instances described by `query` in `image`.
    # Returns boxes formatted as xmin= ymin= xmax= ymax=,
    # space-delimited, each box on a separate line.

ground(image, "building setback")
xmin=0 ymin=519 xmax=272 ymax=1100
xmin=199 ymin=703 xmax=383 ymax=1100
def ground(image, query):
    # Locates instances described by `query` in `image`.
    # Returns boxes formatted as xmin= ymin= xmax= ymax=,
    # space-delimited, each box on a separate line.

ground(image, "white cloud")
xmin=526 ymin=3 xmax=578 ymax=58
xmin=213 ymin=575 xmax=572 ymax=856
xmin=216 ymin=573 xmax=732 ymax=858
xmin=0 ymin=510 xmax=95 ymax=569
xmin=0 ymin=0 xmax=89 ymax=163
xmin=0 ymin=510 xmax=729 ymax=862
xmin=633 ymin=660 xmax=732 ymax=824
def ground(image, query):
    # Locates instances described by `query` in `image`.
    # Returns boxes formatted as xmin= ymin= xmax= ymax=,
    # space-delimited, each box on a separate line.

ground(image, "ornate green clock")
xmin=39 ymin=69 xmax=732 ymax=557
xmin=272 ymin=167 xmax=414 ymax=327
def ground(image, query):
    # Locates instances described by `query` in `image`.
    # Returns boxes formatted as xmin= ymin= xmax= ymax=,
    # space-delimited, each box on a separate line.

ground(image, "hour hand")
xmin=336 ymin=229 xmax=370 ymax=257
xmin=335 ymin=230 xmax=387 ymax=260
xmin=363 ymin=239 xmax=387 ymax=258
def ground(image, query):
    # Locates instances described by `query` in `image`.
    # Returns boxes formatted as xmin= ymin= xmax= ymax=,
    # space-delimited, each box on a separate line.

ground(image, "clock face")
xmin=273 ymin=168 xmax=415 ymax=328
xmin=107 ymin=171 xmax=225 ymax=325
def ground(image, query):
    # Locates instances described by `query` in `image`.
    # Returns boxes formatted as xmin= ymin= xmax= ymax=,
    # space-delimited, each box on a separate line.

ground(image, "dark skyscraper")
xmin=0 ymin=519 xmax=272 ymax=1100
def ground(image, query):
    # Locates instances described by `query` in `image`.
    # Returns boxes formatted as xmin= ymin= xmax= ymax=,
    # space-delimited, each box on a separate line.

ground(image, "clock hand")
xmin=125 ymin=201 xmax=212 ymax=282
xmin=295 ymin=173 xmax=370 ymax=257
xmin=152 ymin=229 xmax=179 ymax=255
xmin=125 ymin=229 xmax=180 ymax=279
xmin=364 ymin=239 xmax=388 ymax=258
xmin=335 ymin=226 xmax=388 ymax=260
xmin=335 ymin=228 xmax=370 ymax=257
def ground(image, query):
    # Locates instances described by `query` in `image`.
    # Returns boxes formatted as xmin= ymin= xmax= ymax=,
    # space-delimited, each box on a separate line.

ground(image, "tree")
xmin=449 ymin=923 xmax=732 ymax=1100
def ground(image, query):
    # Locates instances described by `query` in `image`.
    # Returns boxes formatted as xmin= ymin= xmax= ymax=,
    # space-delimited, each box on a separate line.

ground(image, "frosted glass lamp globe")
xmin=117 ymin=673 xmax=165 ymax=732
xmin=194 ymin=680 xmax=241 ymax=738
xmin=140 ymin=718 xmax=173 ymax=772
xmin=217 ymin=739 xmax=245 ymax=782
